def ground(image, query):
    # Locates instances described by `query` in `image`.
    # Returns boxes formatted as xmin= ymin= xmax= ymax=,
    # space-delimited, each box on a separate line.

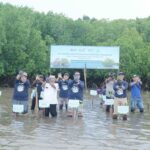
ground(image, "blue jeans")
xmin=130 ymin=97 xmax=144 ymax=112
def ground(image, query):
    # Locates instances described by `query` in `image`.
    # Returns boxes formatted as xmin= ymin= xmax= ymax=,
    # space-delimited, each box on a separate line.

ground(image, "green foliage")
xmin=0 ymin=3 xmax=150 ymax=88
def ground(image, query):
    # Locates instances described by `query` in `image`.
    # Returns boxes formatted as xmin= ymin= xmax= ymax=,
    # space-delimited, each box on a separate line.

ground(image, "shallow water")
xmin=0 ymin=88 xmax=150 ymax=150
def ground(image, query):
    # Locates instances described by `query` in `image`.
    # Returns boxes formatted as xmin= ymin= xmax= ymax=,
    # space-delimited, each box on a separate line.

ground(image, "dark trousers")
xmin=31 ymin=97 xmax=36 ymax=110
xmin=106 ymin=105 xmax=114 ymax=112
xmin=31 ymin=97 xmax=41 ymax=111
xmin=105 ymin=97 xmax=114 ymax=112
xmin=45 ymin=104 xmax=57 ymax=117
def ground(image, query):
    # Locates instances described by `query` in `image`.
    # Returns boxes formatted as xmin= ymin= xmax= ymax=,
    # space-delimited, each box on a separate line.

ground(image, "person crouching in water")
xmin=105 ymin=74 xmax=115 ymax=112
xmin=130 ymin=75 xmax=144 ymax=113
xmin=68 ymin=72 xmax=84 ymax=117
xmin=12 ymin=71 xmax=30 ymax=115
xmin=113 ymin=72 xmax=128 ymax=120
xmin=43 ymin=75 xmax=59 ymax=118
xmin=58 ymin=73 xmax=70 ymax=111
xmin=31 ymin=75 xmax=45 ymax=113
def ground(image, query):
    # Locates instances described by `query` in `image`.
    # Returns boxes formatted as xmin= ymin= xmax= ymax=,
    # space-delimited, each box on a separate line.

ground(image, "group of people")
xmin=12 ymin=71 xmax=84 ymax=117
xmin=98 ymin=72 xmax=144 ymax=120
xmin=12 ymin=70 xmax=144 ymax=121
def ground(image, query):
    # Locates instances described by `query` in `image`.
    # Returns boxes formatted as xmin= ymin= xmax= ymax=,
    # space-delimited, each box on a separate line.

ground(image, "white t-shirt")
xmin=43 ymin=83 xmax=59 ymax=104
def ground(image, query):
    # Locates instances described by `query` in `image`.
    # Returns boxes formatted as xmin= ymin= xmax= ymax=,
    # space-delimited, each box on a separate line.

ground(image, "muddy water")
xmin=0 ymin=88 xmax=150 ymax=150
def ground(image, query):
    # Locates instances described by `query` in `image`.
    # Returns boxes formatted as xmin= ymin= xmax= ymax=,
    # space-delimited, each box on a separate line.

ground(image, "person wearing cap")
xmin=113 ymin=72 xmax=128 ymax=120
xmin=31 ymin=75 xmax=45 ymax=113
xmin=43 ymin=75 xmax=59 ymax=117
xmin=12 ymin=71 xmax=30 ymax=114
xmin=130 ymin=75 xmax=144 ymax=113
xmin=68 ymin=71 xmax=84 ymax=117
xmin=58 ymin=73 xmax=70 ymax=111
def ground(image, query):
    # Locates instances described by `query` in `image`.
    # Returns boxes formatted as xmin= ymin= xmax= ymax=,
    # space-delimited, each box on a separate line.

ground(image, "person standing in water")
xmin=58 ymin=73 xmax=70 ymax=111
xmin=31 ymin=75 xmax=45 ymax=113
xmin=68 ymin=72 xmax=84 ymax=117
xmin=43 ymin=75 xmax=59 ymax=118
xmin=130 ymin=75 xmax=144 ymax=113
xmin=113 ymin=72 xmax=128 ymax=120
xmin=12 ymin=71 xmax=30 ymax=115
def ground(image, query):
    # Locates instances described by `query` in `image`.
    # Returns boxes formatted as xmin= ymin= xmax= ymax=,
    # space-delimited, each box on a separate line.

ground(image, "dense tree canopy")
xmin=0 ymin=3 xmax=150 ymax=88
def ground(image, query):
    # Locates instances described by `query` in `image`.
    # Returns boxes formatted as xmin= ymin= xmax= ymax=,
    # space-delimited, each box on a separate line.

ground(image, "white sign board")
xmin=118 ymin=106 xmax=129 ymax=114
xmin=68 ymin=100 xmax=80 ymax=108
xmin=51 ymin=45 xmax=120 ymax=69
xmin=90 ymin=90 xmax=97 ymax=96
xmin=39 ymin=100 xmax=50 ymax=108
xmin=104 ymin=99 xmax=114 ymax=105
xmin=13 ymin=104 xmax=24 ymax=113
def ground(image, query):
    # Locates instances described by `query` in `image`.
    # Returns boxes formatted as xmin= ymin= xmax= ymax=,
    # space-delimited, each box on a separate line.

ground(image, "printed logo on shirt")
xmin=117 ymin=89 xmax=123 ymax=95
xmin=17 ymin=84 xmax=24 ymax=92
xmin=72 ymin=86 xmax=79 ymax=93
xmin=62 ymin=85 xmax=68 ymax=91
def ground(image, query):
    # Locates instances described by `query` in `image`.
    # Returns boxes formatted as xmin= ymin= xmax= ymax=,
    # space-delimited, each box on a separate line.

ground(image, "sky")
xmin=0 ymin=0 xmax=150 ymax=20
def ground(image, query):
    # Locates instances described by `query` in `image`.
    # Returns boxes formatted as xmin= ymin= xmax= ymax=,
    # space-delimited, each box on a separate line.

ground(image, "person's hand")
xmin=121 ymin=85 xmax=125 ymax=90
xmin=138 ymin=78 xmax=142 ymax=84
xmin=50 ymin=83 xmax=56 ymax=89
xmin=36 ymin=75 xmax=39 ymax=80
xmin=16 ymin=74 xmax=21 ymax=80
xmin=19 ymin=71 xmax=24 ymax=76
xmin=39 ymin=78 xmax=44 ymax=83
xmin=77 ymin=81 xmax=80 ymax=85
xmin=58 ymin=73 xmax=62 ymax=79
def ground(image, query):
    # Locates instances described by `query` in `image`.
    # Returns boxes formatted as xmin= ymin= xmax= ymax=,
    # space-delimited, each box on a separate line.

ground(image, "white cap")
xmin=22 ymin=72 xmax=27 ymax=77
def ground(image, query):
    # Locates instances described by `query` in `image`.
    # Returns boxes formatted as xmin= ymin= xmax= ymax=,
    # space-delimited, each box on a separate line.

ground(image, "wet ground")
xmin=0 ymin=88 xmax=150 ymax=150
